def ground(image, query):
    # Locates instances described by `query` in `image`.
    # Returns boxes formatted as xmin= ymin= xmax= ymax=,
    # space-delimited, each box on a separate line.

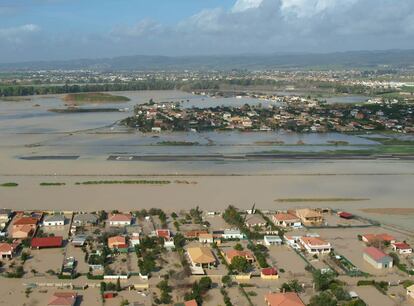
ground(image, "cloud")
xmin=232 ymin=0 xmax=264 ymax=12
xmin=0 ymin=24 xmax=40 ymax=43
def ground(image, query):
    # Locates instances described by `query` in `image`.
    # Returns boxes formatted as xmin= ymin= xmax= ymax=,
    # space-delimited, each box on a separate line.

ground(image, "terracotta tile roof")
xmin=0 ymin=243 xmax=13 ymax=253
xmin=48 ymin=292 xmax=77 ymax=306
xmin=225 ymin=249 xmax=255 ymax=262
xmin=31 ymin=237 xmax=63 ymax=248
xmin=393 ymin=242 xmax=411 ymax=250
xmin=108 ymin=214 xmax=132 ymax=222
xmin=13 ymin=217 xmax=38 ymax=226
xmin=364 ymin=247 xmax=391 ymax=262
xmin=108 ymin=236 xmax=126 ymax=247
xmin=265 ymin=292 xmax=305 ymax=306
xmin=262 ymin=267 xmax=278 ymax=276
xmin=184 ymin=300 xmax=198 ymax=306
xmin=156 ymin=229 xmax=171 ymax=239
xmin=301 ymin=237 xmax=329 ymax=247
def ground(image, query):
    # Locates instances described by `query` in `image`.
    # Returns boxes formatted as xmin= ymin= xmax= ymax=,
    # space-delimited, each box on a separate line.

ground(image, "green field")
xmin=63 ymin=92 xmax=130 ymax=104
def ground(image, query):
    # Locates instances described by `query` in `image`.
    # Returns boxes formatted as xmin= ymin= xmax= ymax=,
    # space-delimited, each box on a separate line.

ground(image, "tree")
xmin=309 ymin=291 xmax=337 ymax=306
xmin=116 ymin=277 xmax=121 ymax=292
xmin=312 ymin=270 xmax=335 ymax=291
xmin=173 ymin=233 xmax=186 ymax=250
xmin=234 ymin=243 xmax=243 ymax=251
xmin=280 ymin=280 xmax=303 ymax=293
xmin=230 ymin=256 xmax=251 ymax=273
xmin=222 ymin=275 xmax=232 ymax=287
xmin=198 ymin=276 xmax=212 ymax=292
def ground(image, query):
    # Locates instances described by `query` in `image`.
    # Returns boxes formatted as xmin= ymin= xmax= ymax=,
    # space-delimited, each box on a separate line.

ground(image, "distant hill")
xmin=1 ymin=50 xmax=414 ymax=71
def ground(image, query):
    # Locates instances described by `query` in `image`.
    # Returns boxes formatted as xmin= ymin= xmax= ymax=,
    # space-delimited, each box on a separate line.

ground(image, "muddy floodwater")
xmin=0 ymin=91 xmax=413 ymax=230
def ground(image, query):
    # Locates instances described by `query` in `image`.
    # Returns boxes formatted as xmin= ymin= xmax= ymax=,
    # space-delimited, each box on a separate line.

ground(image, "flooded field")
xmin=0 ymin=91 xmax=413 ymax=230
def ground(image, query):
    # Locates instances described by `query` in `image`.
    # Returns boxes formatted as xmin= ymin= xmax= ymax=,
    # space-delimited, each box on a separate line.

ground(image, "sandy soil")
xmin=360 ymin=208 xmax=414 ymax=215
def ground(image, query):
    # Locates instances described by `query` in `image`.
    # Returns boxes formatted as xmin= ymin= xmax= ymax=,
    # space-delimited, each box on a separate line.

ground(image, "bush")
xmin=0 ymin=182 xmax=18 ymax=187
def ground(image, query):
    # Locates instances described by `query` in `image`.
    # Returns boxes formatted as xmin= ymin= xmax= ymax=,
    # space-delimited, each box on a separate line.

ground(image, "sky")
xmin=1 ymin=0 xmax=414 ymax=63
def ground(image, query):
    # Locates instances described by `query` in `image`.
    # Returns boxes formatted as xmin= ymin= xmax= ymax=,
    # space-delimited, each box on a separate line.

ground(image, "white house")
xmin=43 ymin=214 xmax=65 ymax=227
xmin=130 ymin=233 xmax=141 ymax=247
xmin=222 ymin=229 xmax=246 ymax=240
xmin=108 ymin=213 xmax=132 ymax=227
xmin=264 ymin=235 xmax=283 ymax=246
xmin=392 ymin=242 xmax=412 ymax=255
xmin=363 ymin=247 xmax=393 ymax=269
xmin=300 ymin=237 xmax=332 ymax=255
xmin=272 ymin=213 xmax=302 ymax=228
xmin=199 ymin=233 xmax=214 ymax=244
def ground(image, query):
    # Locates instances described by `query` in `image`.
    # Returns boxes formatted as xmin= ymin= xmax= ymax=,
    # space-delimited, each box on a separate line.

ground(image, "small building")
xmin=0 ymin=240 xmax=20 ymax=259
xmin=71 ymin=234 xmax=88 ymax=247
xmin=187 ymin=246 xmax=216 ymax=268
xmin=392 ymin=242 xmax=412 ymax=255
xmin=130 ymin=233 xmax=141 ymax=246
xmin=43 ymin=214 xmax=65 ymax=227
xmin=407 ymin=284 xmax=414 ymax=300
xmin=363 ymin=247 xmax=393 ymax=269
xmin=184 ymin=230 xmax=208 ymax=239
xmin=273 ymin=213 xmax=302 ymax=228
xmin=156 ymin=229 xmax=171 ymax=240
xmin=48 ymin=292 xmax=77 ymax=306
xmin=338 ymin=211 xmax=353 ymax=219
xmin=108 ymin=213 xmax=132 ymax=227
xmin=300 ymin=237 xmax=332 ymax=254
xmin=264 ymin=235 xmax=283 ymax=246
xmin=295 ymin=208 xmax=323 ymax=226
xmin=265 ymin=292 xmax=305 ymax=306
xmin=12 ymin=217 xmax=38 ymax=238
xmin=199 ymin=233 xmax=214 ymax=244
xmin=362 ymin=233 xmax=396 ymax=245
xmin=108 ymin=236 xmax=128 ymax=250
xmin=73 ymin=213 xmax=98 ymax=226
xmin=224 ymin=249 xmax=255 ymax=264
xmin=164 ymin=238 xmax=175 ymax=249
xmin=261 ymin=267 xmax=279 ymax=280
xmin=222 ymin=229 xmax=246 ymax=240
xmin=0 ymin=209 xmax=11 ymax=229
xmin=31 ymin=236 xmax=63 ymax=249
xmin=245 ymin=214 xmax=266 ymax=228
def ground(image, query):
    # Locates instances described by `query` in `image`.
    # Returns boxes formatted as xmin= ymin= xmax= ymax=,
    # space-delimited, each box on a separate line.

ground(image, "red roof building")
xmin=392 ymin=242 xmax=412 ymax=254
xmin=48 ymin=292 xmax=77 ymax=306
xmin=31 ymin=236 xmax=63 ymax=249
xmin=363 ymin=247 xmax=393 ymax=269
xmin=338 ymin=212 xmax=353 ymax=219
xmin=14 ymin=217 xmax=38 ymax=226
xmin=184 ymin=300 xmax=198 ymax=306
xmin=156 ymin=229 xmax=171 ymax=239
xmin=265 ymin=292 xmax=305 ymax=306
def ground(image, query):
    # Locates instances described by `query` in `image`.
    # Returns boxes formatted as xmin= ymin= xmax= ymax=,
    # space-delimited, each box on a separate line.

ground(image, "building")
xmin=392 ymin=242 xmax=412 ymax=255
xmin=43 ymin=214 xmax=65 ymax=227
xmin=130 ymin=232 xmax=141 ymax=246
xmin=108 ymin=236 xmax=128 ymax=250
xmin=363 ymin=247 xmax=393 ymax=269
xmin=12 ymin=217 xmax=38 ymax=238
xmin=31 ymin=236 xmax=63 ymax=249
xmin=73 ymin=213 xmax=98 ymax=226
xmin=222 ymin=229 xmax=246 ymax=240
xmin=265 ymin=292 xmax=305 ymax=306
xmin=245 ymin=214 xmax=266 ymax=228
xmin=184 ymin=230 xmax=208 ymax=239
xmin=338 ymin=212 xmax=353 ymax=219
xmin=261 ymin=267 xmax=279 ymax=280
xmin=0 ymin=209 xmax=11 ymax=229
xmin=295 ymin=209 xmax=323 ymax=226
xmin=0 ymin=241 xmax=20 ymax=259
xmin=187 ymin=246 xmax=216 ymax=268
xmin=300 ymin=237 xmax=332 ymax=254
xmin=48 ymin=292 xmax=77 ymax=306
xmin=264 ymin=235 xmax=283 ymax=246
xmin=273 ymin=213 xmax=302 ymax=228
xmin=224 ymin=249 xmax=255 ymax=264
xmin=156 ymin=229 xmax=171 ymax=240
xmin=108 ymin=213 xmax=132 ymax=227
xmin=407 ymin=284 xmax=414 ymax=300
xmin=71 ymin=235 xmax=87 ymax=247
xmin=361 ymin=233 xmax=396 ymax=245
xmin=199 ymin=233 xmax=214 ymax=244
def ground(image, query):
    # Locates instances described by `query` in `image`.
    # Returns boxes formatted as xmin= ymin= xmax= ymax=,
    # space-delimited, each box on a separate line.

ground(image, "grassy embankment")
xmin=40 ymin=182 xmax=66 ymax=186
xmin=0 ymin=182 xmax=18 ymax=187
xmin=62 ymin=92 xmax=130 ymax=104
xmin=75 ymin=180 xmax=170 ymax=185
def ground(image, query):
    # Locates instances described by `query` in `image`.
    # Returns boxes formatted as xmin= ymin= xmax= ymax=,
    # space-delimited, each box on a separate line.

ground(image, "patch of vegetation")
xmin=63 ymin=92 xmax=130 ymax=103
xmin=156 ymin=141 xmax=199 ymax=146
xmin=75 ymin=180 xmax=170 ymax=185
xmin=40 ymin=182 xmax=66 ymax=186
xmin=0 ymin=182 xmax=18 ymax=187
